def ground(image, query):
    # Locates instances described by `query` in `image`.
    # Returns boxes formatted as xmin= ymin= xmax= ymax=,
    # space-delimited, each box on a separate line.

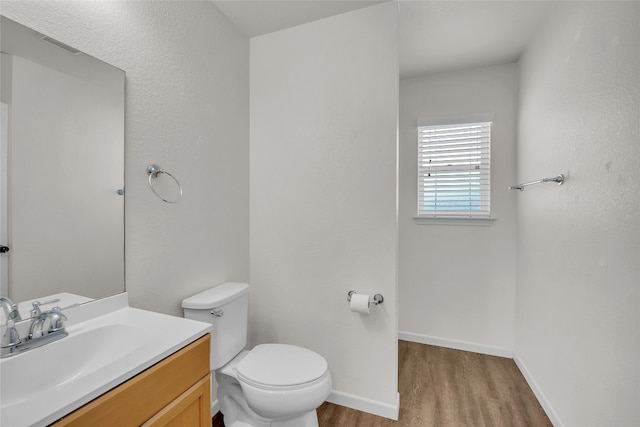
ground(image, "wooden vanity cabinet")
xmin=51 ymin=334 xmax=211 ymax=427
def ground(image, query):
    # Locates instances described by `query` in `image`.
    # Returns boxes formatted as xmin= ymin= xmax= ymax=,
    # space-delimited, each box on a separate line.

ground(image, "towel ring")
xmin=147 ymin=164 xmax=183 ymax=203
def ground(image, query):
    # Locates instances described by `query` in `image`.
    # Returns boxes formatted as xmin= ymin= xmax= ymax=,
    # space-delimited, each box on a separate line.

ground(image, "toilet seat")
xmin=237 ymin=344 xmax=328 ymax=389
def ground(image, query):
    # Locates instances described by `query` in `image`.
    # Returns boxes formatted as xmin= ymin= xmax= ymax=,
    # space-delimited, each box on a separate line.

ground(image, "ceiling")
xmin=213 ymin=0 xmax=552 ymax=77
xmin=399 ymin=1 xmax=552 ymax=76
xmin=213 ymin=1 xmax=385 ymax=38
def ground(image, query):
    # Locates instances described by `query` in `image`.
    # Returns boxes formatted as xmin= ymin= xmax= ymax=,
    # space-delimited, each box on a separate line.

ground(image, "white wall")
xmin=399 ymin=64 xmax=518 ymax=354
xmin=1 ymin=1 xmax=250 ymax=315
xmin=250 ymin=2 xmax=399 ymax=416
xmin=516 ymin=2 xmax=639 ymax=426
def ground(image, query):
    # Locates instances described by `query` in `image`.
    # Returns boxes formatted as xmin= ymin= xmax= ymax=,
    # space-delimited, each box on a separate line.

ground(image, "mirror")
xmin=0 ymin=16 xmax=125 ymax=310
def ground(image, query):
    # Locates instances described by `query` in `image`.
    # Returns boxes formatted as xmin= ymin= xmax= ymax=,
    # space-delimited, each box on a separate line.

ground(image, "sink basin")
xmin=1 ymin=324 xmax=148 ymax=408
xmin=0 ymin=293 xmax=211 ymax=427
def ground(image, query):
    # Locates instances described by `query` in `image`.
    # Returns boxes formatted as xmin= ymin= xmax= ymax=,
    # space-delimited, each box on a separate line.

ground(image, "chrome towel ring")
xmin=147 ymin=164 xmax=183 ymax=203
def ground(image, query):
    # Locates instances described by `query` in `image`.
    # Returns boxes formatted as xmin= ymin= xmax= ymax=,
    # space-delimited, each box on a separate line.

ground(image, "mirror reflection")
xmin=0 ymin=16 xmax=125 ymax=311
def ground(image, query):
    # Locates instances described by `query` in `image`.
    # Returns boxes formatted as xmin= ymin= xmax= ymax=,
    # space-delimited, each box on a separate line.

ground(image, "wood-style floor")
xmin=316 ymin=340 xmax=552 ymax=427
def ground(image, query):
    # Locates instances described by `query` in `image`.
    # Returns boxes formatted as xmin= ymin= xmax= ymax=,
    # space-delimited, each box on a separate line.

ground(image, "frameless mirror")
xmin=0 ymin=16 xmax=125 ymax=311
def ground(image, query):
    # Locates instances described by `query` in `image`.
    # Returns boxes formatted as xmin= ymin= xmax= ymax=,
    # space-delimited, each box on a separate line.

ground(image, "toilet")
xmin=182 ymin=282 xmax=332 ymax=427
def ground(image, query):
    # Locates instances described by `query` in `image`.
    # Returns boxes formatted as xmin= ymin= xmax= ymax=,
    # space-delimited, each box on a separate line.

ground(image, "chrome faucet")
xmin=1 ymin=300 xmax=69 ymax=358
xmin=28 ymin=307 xmax=67 ymax=339
xmin=1 ymin=297 xmax=22 ymax=349
xmin=0 ymin=296 xmax=22 ymax=322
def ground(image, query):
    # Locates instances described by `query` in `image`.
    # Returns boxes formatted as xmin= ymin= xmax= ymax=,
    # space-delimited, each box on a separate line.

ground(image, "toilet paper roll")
xmin=350 ymin=293 xmax=371 ymax=314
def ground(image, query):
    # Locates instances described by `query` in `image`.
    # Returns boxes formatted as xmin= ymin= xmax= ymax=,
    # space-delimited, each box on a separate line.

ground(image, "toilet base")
xmin=218 ymin=373 xmax=320 ymax=427
xmin=223 ymin=412 xmax=318 ymax=427
xmin=271 ymin=411 xmax=318 ymax=427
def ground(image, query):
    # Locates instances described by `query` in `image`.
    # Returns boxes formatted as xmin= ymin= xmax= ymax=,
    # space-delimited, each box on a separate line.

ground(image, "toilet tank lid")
xmin=182 ymin=282 xmax=249 ymax=309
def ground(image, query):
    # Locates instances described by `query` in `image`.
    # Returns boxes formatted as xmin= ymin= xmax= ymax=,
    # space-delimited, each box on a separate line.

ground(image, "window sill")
xmin=413 ymin=216 xmax=496 ymax=226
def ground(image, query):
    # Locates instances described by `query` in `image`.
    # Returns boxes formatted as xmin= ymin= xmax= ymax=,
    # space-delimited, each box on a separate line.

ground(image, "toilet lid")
xmin=237 ymin=344 xmax=328 ymax=387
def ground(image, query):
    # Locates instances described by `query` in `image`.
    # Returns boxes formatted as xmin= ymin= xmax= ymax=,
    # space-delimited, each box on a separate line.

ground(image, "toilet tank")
xmin=182 ymin=282 xmax=250 ymax=370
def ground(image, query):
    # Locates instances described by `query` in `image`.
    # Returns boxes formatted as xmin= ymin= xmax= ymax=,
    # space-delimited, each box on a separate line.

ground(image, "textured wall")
xmin=250 ymin=2 xmax=399 ymax=412
xmin=1 ymin=1 xmax=250 ymax=316
xmin=399 ymin=64 xmax=518 ymax=353
xmin=516 ymin=2 xmax=639 ymax=425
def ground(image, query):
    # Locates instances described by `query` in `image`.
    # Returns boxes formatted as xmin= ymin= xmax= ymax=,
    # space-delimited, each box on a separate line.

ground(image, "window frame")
xmin=415 ymin=113 xmax=495 ymax=225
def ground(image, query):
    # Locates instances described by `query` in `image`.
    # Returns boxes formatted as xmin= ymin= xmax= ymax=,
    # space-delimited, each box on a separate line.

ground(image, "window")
xmin=417 ymin=113 xmax=492 ymax=219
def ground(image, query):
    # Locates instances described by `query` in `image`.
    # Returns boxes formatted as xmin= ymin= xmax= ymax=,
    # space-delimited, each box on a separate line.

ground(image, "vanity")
xmin=52 ymin=335 xmax=210 ymax=427
xmin=0 ymin=13 xmax=212 ymax=427
xmin=0 ymin=294 xmax=212 ymax=427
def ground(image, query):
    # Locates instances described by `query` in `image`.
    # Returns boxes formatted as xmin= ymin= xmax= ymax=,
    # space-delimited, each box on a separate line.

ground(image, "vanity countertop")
xmin=0 ymin=293 xmax=212 ymax=427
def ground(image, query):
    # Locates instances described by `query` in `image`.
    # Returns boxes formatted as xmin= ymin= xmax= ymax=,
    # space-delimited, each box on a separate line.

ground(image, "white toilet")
xmin=182 ymin=282 xmax=332 ymax=427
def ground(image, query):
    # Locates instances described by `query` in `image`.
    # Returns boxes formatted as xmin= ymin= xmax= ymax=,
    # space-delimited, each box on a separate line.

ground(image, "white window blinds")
xmin=417 ymin=115 xmax=492 ymax=218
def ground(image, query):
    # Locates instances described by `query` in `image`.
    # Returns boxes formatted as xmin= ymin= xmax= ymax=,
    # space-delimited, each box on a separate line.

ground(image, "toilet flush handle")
xmin=211 ymin=309 xmax=224 ymax=317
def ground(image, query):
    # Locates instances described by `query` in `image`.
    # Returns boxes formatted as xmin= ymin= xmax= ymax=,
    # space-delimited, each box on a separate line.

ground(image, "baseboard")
xmin=214 ymin=387 xmax=399 ymax=421
xmin=400 ymin=332 xmax=561 ymax=425
xmin=513 ymin=352 xmax=563 ymax=427
xmin=327 ymin=390 xmax=400 ymax=420
xmin=398 ymin=331 xmax=513 ymax=358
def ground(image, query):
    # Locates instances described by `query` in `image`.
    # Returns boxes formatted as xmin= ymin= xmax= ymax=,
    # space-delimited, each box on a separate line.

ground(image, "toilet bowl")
xmin=182 ymin=282 xmax=332 ymax=427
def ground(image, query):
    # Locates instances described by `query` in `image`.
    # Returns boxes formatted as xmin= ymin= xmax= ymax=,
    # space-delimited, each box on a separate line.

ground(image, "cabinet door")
xmin=142 ymin=375 xmax=211 ymax=427
xmin=50 ymin=335 xmax=210 ymax=427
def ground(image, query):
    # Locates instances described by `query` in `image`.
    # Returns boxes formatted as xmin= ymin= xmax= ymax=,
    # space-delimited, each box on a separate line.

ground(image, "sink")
xmin=0 ymin=293 xmax=211 ymax=427
xmin=1 ymin=324 xmax=149 ymax=407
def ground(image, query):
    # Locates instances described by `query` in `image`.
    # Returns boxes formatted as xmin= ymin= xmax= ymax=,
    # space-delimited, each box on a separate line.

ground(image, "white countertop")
xmin=0 ymin=293 xmax=212 ymax=427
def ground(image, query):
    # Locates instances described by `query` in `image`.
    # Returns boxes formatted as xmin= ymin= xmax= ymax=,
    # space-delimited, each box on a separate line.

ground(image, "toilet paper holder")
xmin=347 ymin=291 xmax=384 ymax=305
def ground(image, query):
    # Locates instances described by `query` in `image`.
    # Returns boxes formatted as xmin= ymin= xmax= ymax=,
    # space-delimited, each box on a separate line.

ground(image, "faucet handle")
xmin=45 ymin=307 xmax=68 ymax=333
xmin=31 ymin=301 xmax=42 ymax=318
xmin=49 ymin=307 xmax=67 ymax=318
